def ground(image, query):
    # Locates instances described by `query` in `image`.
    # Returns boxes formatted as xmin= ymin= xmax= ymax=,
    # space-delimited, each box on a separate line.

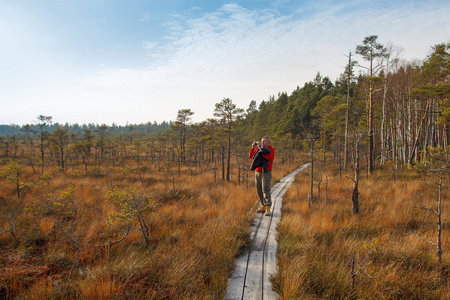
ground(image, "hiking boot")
xmin=256 ymin=205 xmax=266 ymax=213
xmin=264 ymin=206 xmax=271 ymax=216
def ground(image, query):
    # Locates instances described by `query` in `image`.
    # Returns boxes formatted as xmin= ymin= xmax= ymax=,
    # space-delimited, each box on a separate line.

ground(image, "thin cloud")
xmin=139 ymin=13 xmax=150 ymax=22
xmin=142 ymin=41 xmax=158 ymax=50
xmin=3 ymin=1 xmax=449 ymax=125
xmin=78 ymin=1 xmax=450 ymax=124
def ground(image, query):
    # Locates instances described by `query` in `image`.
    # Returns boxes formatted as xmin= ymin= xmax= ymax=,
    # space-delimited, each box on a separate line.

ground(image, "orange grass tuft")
xmin=78 ymin=276 xmax=121 ymax=299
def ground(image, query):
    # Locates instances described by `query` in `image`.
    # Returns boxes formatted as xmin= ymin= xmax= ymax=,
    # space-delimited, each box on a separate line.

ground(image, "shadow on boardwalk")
xmin=224 ymin=164 xmax=310 ymax=300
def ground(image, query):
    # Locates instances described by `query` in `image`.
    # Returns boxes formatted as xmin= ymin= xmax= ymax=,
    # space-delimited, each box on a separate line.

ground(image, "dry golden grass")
xmin=0 ymin=153 xmax=298 ymax=299
xmin=275 ymin=161 xmax=450 ymax=299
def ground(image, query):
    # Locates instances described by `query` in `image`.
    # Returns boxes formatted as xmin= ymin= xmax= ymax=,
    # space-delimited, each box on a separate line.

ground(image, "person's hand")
xmin=252 ymin=141 xmax=259 ymax=149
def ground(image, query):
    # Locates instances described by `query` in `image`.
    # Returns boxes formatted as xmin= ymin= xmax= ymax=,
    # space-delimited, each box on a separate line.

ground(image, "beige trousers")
xmin=255 ymin=171 xmax=272 ymax=207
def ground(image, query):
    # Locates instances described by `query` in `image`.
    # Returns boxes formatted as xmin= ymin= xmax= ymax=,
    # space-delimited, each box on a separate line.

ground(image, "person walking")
xmin=249 ymin=136 xmax=275 ymax=216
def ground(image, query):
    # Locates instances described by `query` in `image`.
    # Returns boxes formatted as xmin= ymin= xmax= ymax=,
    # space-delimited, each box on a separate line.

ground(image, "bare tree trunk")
xmin=309 ymin=134 xmax=314 ymax=209
xmin=221 ymin=146 xmax=225 ymax=181
xmin=352 ymin=135 xmax=361 ymax=214
xmin=226 ymin=127 xmax=231 ymax=181
xmin=381 ymin=72 xmax=387 ymax=165
xmin=409 ymin=102 xmax=430 ymax=165
xmin=235 ymin=155 xmax=241 ymax=185
xmin=437 ymin=174 xmax=443 ymax=265
xmin=344 ymin=51 xmax=352 ymax=170
xmin=368 ymin=81 xmax=374 ymax=175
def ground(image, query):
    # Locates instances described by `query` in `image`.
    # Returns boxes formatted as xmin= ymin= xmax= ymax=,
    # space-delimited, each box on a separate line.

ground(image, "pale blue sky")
xmin=1 ymin=0 xmax=449 ymax=125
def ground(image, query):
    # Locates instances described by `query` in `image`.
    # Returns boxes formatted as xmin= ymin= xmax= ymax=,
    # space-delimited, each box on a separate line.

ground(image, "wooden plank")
xmin=262 ymin=173 xmax=285 ymax=299
xmin=224 ymin=214 xmax=264 ymax=300
xmin=224 ymin=256 xmax=249 ymax=300
xmin=242 ymin=250 xmax=264 ymax=299
xmin=263 ymin=236 xmax=278 ymax=300
xmin=224 ymin=164 xmax=310 ymax=300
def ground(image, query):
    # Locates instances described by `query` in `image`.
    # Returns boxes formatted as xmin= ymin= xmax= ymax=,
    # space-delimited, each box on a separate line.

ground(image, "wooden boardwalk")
xmin=224 ymin=164 xmax=309 ymax=300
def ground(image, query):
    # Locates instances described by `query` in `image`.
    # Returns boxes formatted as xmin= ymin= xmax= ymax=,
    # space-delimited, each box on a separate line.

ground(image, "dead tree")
xmin=407 ymin=146 xmax=448 ymax=267
xmin=345 ymin=133 xmax=364 ymax=214
xmin=308 ymin=131 xmax=319 ymax=209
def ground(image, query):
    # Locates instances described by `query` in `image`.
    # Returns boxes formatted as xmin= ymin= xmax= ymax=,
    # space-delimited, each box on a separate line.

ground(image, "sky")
xmin=1 ymin=0 xmax=449 ymax=126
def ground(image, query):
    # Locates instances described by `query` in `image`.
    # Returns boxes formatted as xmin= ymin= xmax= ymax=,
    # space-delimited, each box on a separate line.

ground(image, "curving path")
xmin=224 ymin=164 xmax=310 ymax=300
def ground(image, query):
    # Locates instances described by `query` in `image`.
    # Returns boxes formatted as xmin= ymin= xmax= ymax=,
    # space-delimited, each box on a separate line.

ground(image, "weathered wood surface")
xmin=224 ymin=164 xmax=309 ymax=300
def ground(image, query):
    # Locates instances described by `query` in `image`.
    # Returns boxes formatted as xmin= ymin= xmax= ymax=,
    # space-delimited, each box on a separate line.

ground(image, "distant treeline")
xmin=0 ymin=121 xmax=171 ymax=137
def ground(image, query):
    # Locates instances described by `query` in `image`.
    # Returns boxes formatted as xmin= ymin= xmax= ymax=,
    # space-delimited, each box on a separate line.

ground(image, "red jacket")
xmin=249 ymin=145 xmax=275 ymax=172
